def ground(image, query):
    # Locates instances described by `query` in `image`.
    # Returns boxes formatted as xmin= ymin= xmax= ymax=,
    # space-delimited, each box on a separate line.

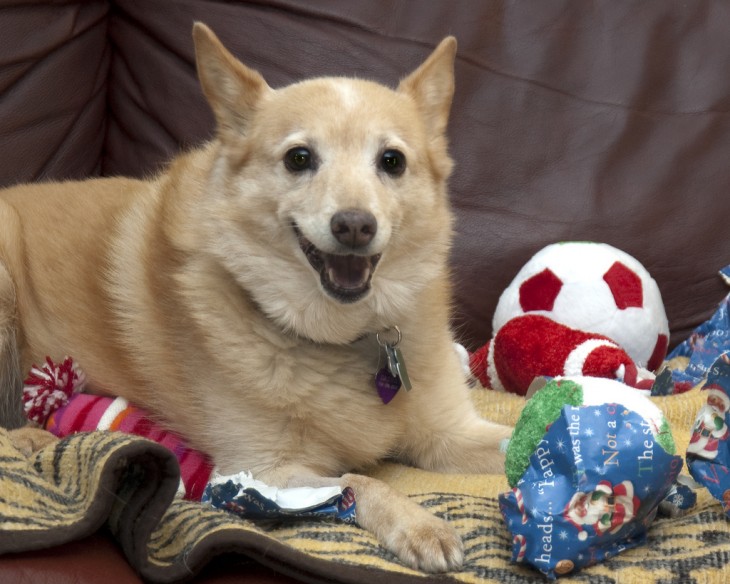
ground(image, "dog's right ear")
xmin=193 ymin=23 xmax=271 ymax=140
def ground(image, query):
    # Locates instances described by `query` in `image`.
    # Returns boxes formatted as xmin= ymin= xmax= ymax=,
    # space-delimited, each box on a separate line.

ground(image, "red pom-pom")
xmin=23 ymin=357 xmax=86 ymax=426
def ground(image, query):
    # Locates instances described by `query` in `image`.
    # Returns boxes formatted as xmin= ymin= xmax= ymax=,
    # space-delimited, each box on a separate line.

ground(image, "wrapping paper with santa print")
xmin=686 ymin=352 xmax=730 ymax=513
xmin=499 ymin=403 xmax=683 ymax=579
xmin=653 ymin=264 xmax=730 ymax=395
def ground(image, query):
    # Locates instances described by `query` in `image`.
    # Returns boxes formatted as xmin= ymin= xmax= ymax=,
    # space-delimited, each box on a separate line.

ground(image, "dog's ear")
xmin=193 ymin=22 xmax=271 ymax=139
xmin=398 ymin=37 xmax=457 ymax=138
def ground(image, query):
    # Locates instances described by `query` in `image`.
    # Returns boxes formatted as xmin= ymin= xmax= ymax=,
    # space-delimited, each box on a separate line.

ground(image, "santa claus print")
xmin=563 ymin=480 xmax=640 ymax=541
xmin=687 ymin=386 xmax=730 ymax=460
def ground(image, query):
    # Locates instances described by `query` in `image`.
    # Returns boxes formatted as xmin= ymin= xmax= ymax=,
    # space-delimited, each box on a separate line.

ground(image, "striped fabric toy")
xmin=22 ymin=357 xmax=214 ymax=500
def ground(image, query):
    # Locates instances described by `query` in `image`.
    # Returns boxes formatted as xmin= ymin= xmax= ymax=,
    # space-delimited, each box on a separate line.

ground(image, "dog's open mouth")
xmin=293 ymin=224 xmax=381 ymax=303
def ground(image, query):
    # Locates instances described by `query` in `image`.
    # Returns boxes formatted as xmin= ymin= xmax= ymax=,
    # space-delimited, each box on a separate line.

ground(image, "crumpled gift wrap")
xmin=202 ymin=470 xmax=356 ymax=523
xmin=499 ymin=377 xmax=683 ymax=579
xmin=686 ymin=352 xmax=730 ymax=512
xmin=652 ymin=264 xmax=730 ymax=396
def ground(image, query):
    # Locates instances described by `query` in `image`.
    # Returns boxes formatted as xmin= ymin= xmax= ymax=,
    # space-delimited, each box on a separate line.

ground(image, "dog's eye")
xmin=380 ymin=149 xmax=406 ymax=176
xmin=284 ymin=147 xmax=313 ymax=172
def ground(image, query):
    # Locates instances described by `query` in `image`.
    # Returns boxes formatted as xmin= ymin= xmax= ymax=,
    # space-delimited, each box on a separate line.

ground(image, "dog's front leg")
xmin=408 ymin=416 xmax=513 ymax=475
xmin=340 ymin=473 xmax=463 ymax=572
xmin=279 ymin=471 xmax=463 ymax=572
xmin=401 ymin=388 xmax=514 ymax=475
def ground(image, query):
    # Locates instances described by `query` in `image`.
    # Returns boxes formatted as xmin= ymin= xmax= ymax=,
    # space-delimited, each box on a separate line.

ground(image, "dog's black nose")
xmin=330 ymin=210 xmax=378 ymax=249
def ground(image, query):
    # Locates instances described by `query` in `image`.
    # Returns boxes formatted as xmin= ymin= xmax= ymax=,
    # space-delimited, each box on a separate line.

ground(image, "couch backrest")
xmin=1 ymin=0 xmax=728 ymax=350
xmin=0 ymin=1 xmax=109 ymax=182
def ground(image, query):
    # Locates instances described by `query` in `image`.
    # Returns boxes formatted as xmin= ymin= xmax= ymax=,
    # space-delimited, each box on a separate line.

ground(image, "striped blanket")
xmin=1 ymin=387 xmax=729 ymax=583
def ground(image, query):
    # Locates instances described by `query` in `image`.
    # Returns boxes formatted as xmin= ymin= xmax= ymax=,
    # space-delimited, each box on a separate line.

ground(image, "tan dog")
xmin=0 ymin=24 xmax=512 ymax=572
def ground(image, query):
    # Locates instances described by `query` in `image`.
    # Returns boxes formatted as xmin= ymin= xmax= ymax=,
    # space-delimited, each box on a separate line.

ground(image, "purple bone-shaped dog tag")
xmin=375 ymin=367 xmax=402 ymax=404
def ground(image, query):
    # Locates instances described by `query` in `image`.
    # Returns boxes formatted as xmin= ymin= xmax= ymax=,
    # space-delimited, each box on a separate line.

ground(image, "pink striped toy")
xmin=23 ymin=357 xmax=214 ymax=500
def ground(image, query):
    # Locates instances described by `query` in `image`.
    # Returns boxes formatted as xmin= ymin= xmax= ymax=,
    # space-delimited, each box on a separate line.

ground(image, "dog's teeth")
xmin=326 ymin=255 xmax=371 ymax=289
xmin=327 ymin=267 xmax=370 ymax=289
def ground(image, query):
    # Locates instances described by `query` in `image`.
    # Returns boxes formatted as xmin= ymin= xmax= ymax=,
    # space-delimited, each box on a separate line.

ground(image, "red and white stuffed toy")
xmin=469 ymin=242 xmax=669 ymax=396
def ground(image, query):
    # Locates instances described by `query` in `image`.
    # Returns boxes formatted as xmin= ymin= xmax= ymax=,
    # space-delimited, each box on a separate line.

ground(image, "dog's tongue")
xmin=325 ymin=254 xmax=370 ymax=289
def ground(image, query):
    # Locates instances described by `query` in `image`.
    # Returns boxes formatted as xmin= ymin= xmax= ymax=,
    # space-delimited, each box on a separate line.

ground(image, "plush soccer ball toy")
xmin=493 ymin=242 xmax=669 ymax=371
xmin=471 ymin=242 xmax=669 ymax=395
xmin=499 ymin=376 xmax=684 ymax=578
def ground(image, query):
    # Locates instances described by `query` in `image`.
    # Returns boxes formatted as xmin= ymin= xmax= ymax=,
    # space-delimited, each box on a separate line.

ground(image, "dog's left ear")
xmin=398 ymin=37 xmax=457 ymax=138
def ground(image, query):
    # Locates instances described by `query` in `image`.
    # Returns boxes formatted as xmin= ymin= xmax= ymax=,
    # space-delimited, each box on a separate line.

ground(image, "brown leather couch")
xmin=1 ymin=1 xmax=729 ymax=582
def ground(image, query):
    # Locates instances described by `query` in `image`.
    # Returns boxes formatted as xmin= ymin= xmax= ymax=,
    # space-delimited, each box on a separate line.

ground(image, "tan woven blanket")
xmin=1 ymin=387 xmax=729 ymax=583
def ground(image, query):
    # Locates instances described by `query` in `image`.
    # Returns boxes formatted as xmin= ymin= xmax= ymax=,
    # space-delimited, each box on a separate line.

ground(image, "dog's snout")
xmin=330 ymin=210 xmax=377 ymax=249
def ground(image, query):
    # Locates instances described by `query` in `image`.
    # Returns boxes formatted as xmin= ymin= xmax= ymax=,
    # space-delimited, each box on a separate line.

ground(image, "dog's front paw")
xmin=341 ymin=473 xmax=464 ymax=572
xmin=385 ymin=513 xmax=464 ymax=573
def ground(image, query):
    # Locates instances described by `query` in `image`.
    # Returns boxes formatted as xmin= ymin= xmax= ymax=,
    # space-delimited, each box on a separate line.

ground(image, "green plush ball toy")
xmin=500 ymin=376 xmax=683 ymax=579
xmin=505 ymin=376 xmax=675 ymax=487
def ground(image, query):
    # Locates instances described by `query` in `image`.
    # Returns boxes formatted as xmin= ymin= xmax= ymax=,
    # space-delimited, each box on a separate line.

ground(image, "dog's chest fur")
xmin=197 ymin=332 xmax=409 ymax=477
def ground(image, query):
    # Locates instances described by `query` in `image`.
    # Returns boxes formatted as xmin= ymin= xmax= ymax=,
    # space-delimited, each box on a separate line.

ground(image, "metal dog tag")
xmin=389 ymin=346 xmax=412 ymax=391
xmin=384 ymin=344 xmax=398 ymax=377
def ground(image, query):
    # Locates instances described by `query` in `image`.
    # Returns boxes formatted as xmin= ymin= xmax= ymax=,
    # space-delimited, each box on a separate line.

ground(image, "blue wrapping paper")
xmin=652 ymin=264 xmax=730 ymax=395
xmin=202 ymin=476 xmax=357 ymax=524
xmin=686 ymin=352 xmax=730 ymax=514
xmin=499 ymin=402 xmax=683 ymax=579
